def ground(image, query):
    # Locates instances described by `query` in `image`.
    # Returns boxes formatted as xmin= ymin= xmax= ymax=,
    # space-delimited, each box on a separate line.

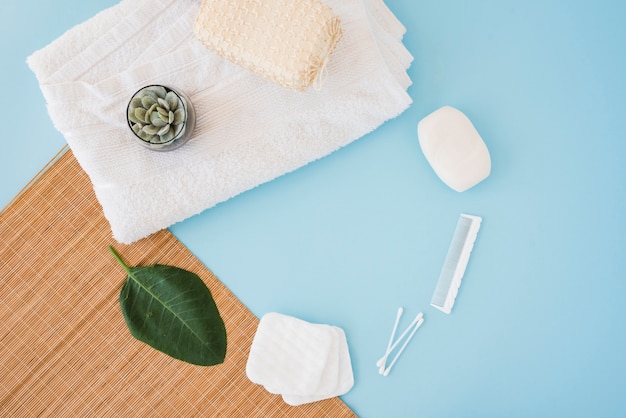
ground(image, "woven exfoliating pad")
xmin=0 ymin=147 xmax=356 ymax=417
xmin=193 ymin=0 xmax=343 ymax=91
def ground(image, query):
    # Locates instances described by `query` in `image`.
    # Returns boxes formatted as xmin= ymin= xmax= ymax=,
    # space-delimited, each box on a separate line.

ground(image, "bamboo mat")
xmin=0 ymin=149 xmax=356 ymax=417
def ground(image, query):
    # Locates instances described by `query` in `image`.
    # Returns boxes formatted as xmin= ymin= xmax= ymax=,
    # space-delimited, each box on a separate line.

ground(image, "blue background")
xmin=2 ymin=1 xmax=625 ymax=417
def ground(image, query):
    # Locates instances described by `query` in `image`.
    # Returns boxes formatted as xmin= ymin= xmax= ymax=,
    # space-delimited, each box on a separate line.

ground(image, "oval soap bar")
xmin=417 ymin=106 xmax=491 ymax=192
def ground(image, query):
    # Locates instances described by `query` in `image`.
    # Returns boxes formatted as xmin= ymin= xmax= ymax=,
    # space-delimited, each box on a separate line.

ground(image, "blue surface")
xmin=2 ymin=1 xmax=626 ymax=417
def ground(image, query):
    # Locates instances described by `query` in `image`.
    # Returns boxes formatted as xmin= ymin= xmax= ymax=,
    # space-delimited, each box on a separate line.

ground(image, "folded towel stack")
xmin=194 ymin=0 xmax=343 ymax=91
xmin=246 ymin=313 xmax=354 ymax=406
xmin=27 ymin=0 xmax=412 ymax=244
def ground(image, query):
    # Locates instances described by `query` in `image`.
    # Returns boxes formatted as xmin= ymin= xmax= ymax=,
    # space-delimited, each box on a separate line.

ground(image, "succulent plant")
xmin=127 ymin=85 xmax=187 ymax=145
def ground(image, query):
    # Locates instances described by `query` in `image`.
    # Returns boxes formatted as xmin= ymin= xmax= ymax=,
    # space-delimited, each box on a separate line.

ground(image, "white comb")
xmin=430 ymin=214 xmax=482 ymax=314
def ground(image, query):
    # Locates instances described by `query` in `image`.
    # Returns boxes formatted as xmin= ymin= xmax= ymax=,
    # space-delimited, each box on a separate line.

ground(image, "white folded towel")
xmin=27 ymin=0 xmax=412 ymax=244
xmin=246 ymin=312 xmax=354 ymax=406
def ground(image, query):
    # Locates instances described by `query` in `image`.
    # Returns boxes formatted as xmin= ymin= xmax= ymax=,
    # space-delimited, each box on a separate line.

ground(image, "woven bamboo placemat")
xmin=0 ymin=148 xmax=356 ymax=417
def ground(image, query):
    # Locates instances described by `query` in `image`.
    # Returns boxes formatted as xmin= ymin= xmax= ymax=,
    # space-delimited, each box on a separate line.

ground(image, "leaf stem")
xmin=108 ymin=246 xmax=131 ymax=273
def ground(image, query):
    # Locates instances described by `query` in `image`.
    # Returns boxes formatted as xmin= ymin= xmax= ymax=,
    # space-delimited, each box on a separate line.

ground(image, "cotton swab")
xmin=382 ymin=316 xmax=424 ymax=376
xmin=376 ymin=307 xmax=403 ymax=372
xmin=376 ymin=312 xmax=423 ymax=370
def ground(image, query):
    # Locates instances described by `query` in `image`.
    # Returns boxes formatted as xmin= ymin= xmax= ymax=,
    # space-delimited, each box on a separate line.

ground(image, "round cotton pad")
xmin=417 ymin=106 xmax=491 ymax=192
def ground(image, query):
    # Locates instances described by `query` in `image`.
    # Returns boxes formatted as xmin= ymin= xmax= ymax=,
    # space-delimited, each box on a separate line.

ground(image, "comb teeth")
xmin=430 ymin=214 xmax=482 ymax=314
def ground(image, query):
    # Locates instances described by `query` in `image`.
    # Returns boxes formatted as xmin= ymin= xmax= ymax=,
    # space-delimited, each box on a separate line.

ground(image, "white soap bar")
xmin=417 ymin=106 xmax=491 ymax=192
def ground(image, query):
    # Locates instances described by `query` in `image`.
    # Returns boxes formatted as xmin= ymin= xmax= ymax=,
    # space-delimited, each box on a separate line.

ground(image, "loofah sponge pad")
xmin=193 ymin=0 xmax=343 ymax=91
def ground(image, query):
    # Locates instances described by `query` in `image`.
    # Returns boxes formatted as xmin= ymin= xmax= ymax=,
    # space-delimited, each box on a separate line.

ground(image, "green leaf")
xmin=109 ymin=246 xmax=227 ymax=366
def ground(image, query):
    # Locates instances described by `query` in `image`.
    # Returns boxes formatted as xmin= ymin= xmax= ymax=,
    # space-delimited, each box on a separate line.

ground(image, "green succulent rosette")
xmin=127 ymin=85 xmax=189 ymax=147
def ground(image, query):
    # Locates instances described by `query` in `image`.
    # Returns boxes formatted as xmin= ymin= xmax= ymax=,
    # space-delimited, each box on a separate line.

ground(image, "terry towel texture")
xmin=194 ymin=0 xmax=343 ymax=91
xmin=27 ymin=0 xmax=413 ymax=244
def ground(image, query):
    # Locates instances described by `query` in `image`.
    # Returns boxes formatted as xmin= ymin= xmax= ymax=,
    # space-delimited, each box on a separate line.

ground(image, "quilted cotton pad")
xmin=246 ymin=313 xmax=337 ymax=396
xmin=282 ymin=326 xmax=354 ymax=406
xmin=298 ymin=324 xmax=340 ymax=395
xmin=193 ymin=0 xmax=343 ymax=91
